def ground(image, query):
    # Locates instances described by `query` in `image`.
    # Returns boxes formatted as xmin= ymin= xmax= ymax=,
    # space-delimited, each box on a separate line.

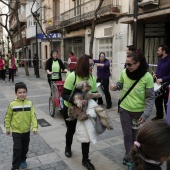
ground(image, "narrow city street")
xmin=0 ymin=67 xmax=165 ymax=170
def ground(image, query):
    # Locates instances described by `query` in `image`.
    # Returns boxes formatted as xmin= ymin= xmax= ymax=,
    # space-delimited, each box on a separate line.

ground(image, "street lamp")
xmin=34 ymin=12 xmax=40 ymax=78
xmin=133 ymin=0 xmax=138 ymax=49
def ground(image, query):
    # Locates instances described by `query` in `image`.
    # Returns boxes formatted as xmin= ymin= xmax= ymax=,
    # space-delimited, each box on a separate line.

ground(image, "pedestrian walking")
xmin=8 ymin=54 xmax=16 ymax=82
xmin=1 ymin=55 xmax=7 ymax=83
xmin=62 ymin=54 xmax=97 ymax=170
xmin=4 ymin=82 xmax=38 ymax=170
xmin=130 ymin=120 xmax=170 ymax=170
xmin=32 ymin=54 xmax=38 ymax=75
xmin=93 ymin=52 xmax=112 ymax=109
xmin=152 ymin=44 xmax=170 ymax=121
xmin=67 ymin=52 xmax=77 ymax=72
xmin=110 ymin=51 xmax=155 ymax=168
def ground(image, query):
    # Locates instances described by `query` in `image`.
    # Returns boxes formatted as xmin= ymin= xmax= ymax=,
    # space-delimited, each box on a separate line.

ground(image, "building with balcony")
xmin=0 ymin=2 xmax=9 ymax=55
xmin=120 ymin=0 xmax=170 ymax=73
xmin=26 ymin=0 xmax=42 ymax=67
xmin=33 ymin=0 xmax=133 ymax=78
xmin=41 ymin=0 xmax=61 ymax=68
xmin=9 ymin=0 xmax=29 ymax=61
xmin=57 ymin=0 xmax=130 ymax=79
xmin=0 ymin=15 xmax=4 ymax=55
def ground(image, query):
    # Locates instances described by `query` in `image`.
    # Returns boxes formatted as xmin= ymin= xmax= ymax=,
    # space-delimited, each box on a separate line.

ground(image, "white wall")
xmin=85 ymin=20 xmax=131 ymax=81
xmin=26 ymin=1 xmax=37 ymax=17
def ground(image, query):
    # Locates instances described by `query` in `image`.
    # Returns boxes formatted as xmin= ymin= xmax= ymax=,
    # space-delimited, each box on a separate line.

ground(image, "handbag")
xmin=95 ymin=114 xmax=106 ymax=134
xmin=118 ymin=78 xmax=141 ymax=113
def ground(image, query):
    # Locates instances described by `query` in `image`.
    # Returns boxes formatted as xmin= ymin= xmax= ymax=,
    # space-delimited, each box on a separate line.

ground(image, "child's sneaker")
xmin=127 ymin=162 xmax=135 ymax=170
xmin=20 ymin=161 xmax=27 ymax=169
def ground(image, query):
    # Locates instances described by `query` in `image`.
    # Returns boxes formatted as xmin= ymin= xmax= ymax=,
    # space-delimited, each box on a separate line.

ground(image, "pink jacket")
xmin=0 ymin=59 xmax=4 ymax=70
xmin=8 ymin=57 xmax=16 ymax=69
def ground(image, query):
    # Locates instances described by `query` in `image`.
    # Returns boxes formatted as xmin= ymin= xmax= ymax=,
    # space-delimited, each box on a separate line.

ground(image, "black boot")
xmin=82 ymin=159 xmax=95 ymax=170
xmin=65 ymin=147 xmax=72 ymax=157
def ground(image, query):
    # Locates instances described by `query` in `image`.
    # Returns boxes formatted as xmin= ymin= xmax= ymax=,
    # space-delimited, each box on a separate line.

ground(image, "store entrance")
xmin=144 ymin=23 xmax=170 ymax=72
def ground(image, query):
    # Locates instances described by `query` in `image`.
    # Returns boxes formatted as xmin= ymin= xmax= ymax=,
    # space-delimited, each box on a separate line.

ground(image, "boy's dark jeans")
xmin=11 ymin=131 xmax=30 ymax=170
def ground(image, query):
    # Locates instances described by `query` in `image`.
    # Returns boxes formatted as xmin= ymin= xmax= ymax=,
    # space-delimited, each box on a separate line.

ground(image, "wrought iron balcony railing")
xmin=61 ymin=0 xmax=121 ymax=27
xmin=46 ymin=16 xmax=61 ymax=31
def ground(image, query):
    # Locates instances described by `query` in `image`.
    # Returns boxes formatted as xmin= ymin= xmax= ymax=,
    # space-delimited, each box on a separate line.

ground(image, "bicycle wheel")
xmin=49 ymin=97 xmax=55 ymax=117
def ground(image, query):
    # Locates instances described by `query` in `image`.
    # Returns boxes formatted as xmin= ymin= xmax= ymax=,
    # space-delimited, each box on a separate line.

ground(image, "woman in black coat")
xmin=46 ymin=50 xmax=68 ymax=87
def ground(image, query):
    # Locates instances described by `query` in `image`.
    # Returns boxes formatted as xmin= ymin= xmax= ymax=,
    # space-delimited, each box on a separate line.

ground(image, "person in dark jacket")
xmin=46 ymin=50 xmax=68 ymax=88
xmin=152 ymin=44 xmax=170 ymax=120
xmin=126 ymin=45 xmax=136 ymax=55
xmin=93 ymin=52 xmax=112 ymax=109
xmin=32 ymin=54 xmax=38 ymax=75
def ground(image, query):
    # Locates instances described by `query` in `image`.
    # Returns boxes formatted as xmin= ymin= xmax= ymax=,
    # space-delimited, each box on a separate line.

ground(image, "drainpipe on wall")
xmin=133 ymin=0 xmax=138 ymax=49
xmin=127 ymin=0 xmax=130 ymax=45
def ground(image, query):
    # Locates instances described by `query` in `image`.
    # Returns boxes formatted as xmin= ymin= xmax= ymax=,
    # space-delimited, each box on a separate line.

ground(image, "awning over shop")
xmin=119 ymin=8 xmax=170 ymax=24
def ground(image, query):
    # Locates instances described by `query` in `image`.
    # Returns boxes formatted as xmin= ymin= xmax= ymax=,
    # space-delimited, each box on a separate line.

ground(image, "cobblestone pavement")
xmin=0 ymin=67 xmax=166 ymax=170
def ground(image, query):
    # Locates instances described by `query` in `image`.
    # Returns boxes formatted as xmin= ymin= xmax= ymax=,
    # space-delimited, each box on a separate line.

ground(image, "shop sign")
xmin=37 ymin=33 xmax=62 ymax=39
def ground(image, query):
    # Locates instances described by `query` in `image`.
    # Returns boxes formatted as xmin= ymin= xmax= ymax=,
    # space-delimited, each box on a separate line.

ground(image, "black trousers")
xmin=9 ymin=68 xmax=15 ymax=82
xmin=62 ymin=105 xmax=90 ymax=160
xmin=2 ymin=69 xmax=6 ymax=80
xmin=97 ymin=78 xmax=112 ymax=107
xmin=155 ymin=87 xmax=169 ymax=118
xmin=12 ymin=132 xmax=30 ymax=170
xmin=0 ymin=69 xmax=6 ymax=80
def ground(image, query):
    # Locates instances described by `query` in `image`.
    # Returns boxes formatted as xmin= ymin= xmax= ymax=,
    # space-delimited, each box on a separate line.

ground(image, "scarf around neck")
xmin=126 ymin=62 xmax=149 ymax=80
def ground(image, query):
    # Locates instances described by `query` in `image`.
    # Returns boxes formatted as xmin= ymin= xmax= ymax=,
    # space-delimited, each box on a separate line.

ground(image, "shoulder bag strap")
xmin=119 ymin=78 xmax=141 ymax=105
xmin=68 ymin=73 xmax=77 ymax=103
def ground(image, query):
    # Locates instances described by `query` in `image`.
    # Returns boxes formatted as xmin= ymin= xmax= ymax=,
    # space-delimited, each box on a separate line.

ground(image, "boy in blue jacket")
xmin=4 ymin=82 xmax=38 ymax=170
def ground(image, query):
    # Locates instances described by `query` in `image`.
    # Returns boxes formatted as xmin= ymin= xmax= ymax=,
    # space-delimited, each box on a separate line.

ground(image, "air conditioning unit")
xmin=138 ymin=0 xmax=159 ymax=7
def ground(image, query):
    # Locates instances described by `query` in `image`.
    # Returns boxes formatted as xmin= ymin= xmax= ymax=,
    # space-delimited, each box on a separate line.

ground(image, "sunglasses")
xmin=89 ymin=63 xmax=94 ymax=67
xmin=125 ymin=62 xmax=136 ymax=67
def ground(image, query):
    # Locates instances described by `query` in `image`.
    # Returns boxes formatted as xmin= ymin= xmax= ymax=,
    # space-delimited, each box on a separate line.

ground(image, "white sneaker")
xmin=2 ymin=81 xmax=6 ymax=83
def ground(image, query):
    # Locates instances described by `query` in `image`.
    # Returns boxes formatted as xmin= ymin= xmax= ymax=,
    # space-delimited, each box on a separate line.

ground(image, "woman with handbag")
xmin=110 ymin=51 xmax=155 ymax=169
xmin=62 ymin=54 xmax=97 ymax=170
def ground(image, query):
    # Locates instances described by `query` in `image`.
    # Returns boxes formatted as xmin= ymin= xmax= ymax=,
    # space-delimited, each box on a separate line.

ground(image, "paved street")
xmin=0 ymin=67 xmax=165 ymax=170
